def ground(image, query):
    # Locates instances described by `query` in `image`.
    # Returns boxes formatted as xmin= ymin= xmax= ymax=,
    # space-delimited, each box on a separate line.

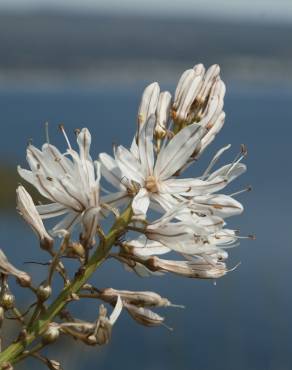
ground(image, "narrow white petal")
xmin=52 ymin=211 xmax=81 ymax=234
xmin=192 ymin=194 xmax=244 ymax=217
xmin=109 ymin=295 xmax=123 ymax=325
xmin=208 ymin=163 xmax=247 ymax=183
xmin=99 ymin=152 xmax=125 ymax=190
xmin=138 ymin=115 xmax=155 ymax=177
xmin=154 ymin=123 xmax=205 ymax=180
xmin=37 ymin=203 xmax=68 ymax=219
xmin=115 ymin=145 xmax=145 ymax=184
xmin=132 ymin=188 xmax=150 ymax=216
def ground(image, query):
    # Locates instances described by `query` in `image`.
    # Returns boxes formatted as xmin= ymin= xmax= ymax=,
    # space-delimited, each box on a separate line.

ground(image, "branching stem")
xmin=0 ymin=204 xmax=133 ymax=368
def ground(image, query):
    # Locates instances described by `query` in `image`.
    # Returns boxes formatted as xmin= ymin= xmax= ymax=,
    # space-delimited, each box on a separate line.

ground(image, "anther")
xmin=59 ymin=124 xmax=72 ymax=150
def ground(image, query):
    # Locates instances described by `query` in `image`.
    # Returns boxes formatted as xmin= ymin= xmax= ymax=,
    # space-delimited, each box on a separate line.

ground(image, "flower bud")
xmin=46 ymin=360 xmax=62 ymax=370
xmin=81 ymin=206 xmax=100 ymax=247
xmin=16 ymin=186 xmax=54 ymax=251
xmin=86 ymin=334 xmax=98 ymax=346
xmin=95 ymin=321 xmax=112 ymax=346
xmin=1 ymin=292 xmax=15 ymax=310
xmin=173 ymin=64 xmax=205 ymax=125
xmin=42 ymin=324 xmax=60 ymax=344
xmin=66 ymin=242 xmax=86 ymax=259
xmin=37 ymin=283 xmax=52 ymax=302
xmin=125 ymin=303 xmax=165 ymax=327
xmin=196 ymin=64 xmax=221 ymax=106
xmin=138 ymin=82 xmax=160 ymax=126
xmin=0 ymin=249 xmax=32 ymax=286
xmin=155 ymin=91 xmax=172 ymax=138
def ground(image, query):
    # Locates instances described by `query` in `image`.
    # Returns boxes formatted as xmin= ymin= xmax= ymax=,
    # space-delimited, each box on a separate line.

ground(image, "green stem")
xmin=0 ymin=205 xmax=133 ymax=367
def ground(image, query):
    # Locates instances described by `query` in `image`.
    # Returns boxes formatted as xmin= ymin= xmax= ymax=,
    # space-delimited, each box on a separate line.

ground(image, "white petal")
xmin=126 ymin=236 xmax=171 ymax=256
xmin=99 ymin=152 xmax=125 ymax=190
xmin=101 ymin=191 xmax=130 ymax=207
xmin=208 ymin=163 xmax=247 ymax=183
xmin=192 ymin=194 xmax=244 ymax=217
xmin=115 ymin=145 xmax=144 ymax=184
xmin=42 ymin=144 xmax=73 ymax=175
xmin=109 ymin=295 xmax=123 ymax=325
xmin=18 ymin=166 xmax=34 ymax=185
xmin=201 ymin=144 xmax=231 ymax=179
xmin=162 ymin=177 xmax=228 ymax=196
xmin=138 ymin=115 xmax=155 ymax=177
xmin=37 ymin=203 xmax=68 ymax=219
xmin=52 ymin=211 xmax=81 ymax=234
xmin=124 ymin=262 xmax=164 ymax=277
xmin=154 ymin=123 xmax=204 ymax=180
xmin=132 ymin=188 xmax=150 ymax=216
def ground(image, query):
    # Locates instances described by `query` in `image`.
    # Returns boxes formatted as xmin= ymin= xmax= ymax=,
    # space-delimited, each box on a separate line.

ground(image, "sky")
xmin=1 ymin=0 xmax=292 ymax=23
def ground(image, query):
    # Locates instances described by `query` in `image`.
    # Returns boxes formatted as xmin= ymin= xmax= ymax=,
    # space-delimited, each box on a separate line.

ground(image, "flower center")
xmin=145 ymin=176 xmax=159 ymax=193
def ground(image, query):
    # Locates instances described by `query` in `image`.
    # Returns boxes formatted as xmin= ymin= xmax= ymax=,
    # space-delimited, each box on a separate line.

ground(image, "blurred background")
xmin=0 ymin=1 xmax=292 ymax=369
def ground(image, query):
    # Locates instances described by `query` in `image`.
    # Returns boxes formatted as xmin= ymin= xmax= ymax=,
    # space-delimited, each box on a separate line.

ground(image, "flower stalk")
xmin=0 ymin=204 xmax=133 ymax=367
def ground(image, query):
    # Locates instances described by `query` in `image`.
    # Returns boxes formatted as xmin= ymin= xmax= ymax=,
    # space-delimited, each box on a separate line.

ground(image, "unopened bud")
xmin=1 ymin=292 xmax=15 ymax=310
xmin=42 ymin=324 xmax=60 ymax=344
xmin=138 ymin=82 xmax=160 ymax=126
xmin=16 ymin=274 xmax=31 ymax=288
xmin=68 ymin=242 xmax=86 ymax=259
xmin=155 ymin=91 xmax=172 ymax=138
xmin=125 ymin=303 xmax=165 ymax=327
xmin=16 ymin=186 xmax=54 ymax=251
xmin=37 ymin=283 xmax=52 ymax=302
xmin=86 ymin=334 xmax=98 ymax=345
xmin=95 ymin=322 xmax=112 ymax=346
xmin=0 ymin=249 xmax=32 ymax=286
xmin=46 ymin=359 xmax=62 ymax=370
xmin=173 ymin=64 xmax=205 ymax=125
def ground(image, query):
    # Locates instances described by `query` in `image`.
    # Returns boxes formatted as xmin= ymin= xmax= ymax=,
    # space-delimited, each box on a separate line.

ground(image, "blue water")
xmin=0 ymin=83 xmax=291 ymax=370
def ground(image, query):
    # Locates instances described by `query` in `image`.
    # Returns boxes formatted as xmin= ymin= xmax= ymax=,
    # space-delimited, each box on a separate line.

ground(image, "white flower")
xmin=101 ymin=116 xmax=231 ymax=216
xmin=18 ymin=127 xmax=101 ymax=246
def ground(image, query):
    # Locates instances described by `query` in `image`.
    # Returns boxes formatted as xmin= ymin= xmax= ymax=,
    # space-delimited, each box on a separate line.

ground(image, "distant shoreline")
xmin=0 ymin=57 xmax=291 ymax=89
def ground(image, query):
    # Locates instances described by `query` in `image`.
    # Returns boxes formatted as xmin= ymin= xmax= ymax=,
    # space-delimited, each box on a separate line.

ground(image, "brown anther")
xmin=145 ymin=176 xmax=158 ymax=193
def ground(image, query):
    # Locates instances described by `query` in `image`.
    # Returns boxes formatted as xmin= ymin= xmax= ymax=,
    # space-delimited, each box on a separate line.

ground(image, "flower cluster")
xmin=0 ymin=63 xmax=250 ymax=370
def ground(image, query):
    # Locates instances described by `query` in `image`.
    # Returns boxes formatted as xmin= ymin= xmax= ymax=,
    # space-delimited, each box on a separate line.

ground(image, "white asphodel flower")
xmin=100 ymin=116 xmax=233 ymax=216
xmin=18 ymin=127 xmax=101 ymax=246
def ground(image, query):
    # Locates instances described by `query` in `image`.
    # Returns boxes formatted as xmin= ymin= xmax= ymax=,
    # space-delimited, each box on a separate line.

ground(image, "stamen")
xmin=168 ymin=303 xmax=185 ymax=309
xmin=234 ymin=233 xmax=256 ymax=240
xmin=74 ymin=128 xmax=81 ymax=136
xmin=227 ymin=262 xmax=241 ymax=273
xmin=230 ymin=185 xmax=252 ymax=197
xmin=59 ymin=124 xmax=72 ymax=150
xmin=202 ymin=144 xmax=231 ymax=179
xmin=45 ymin=122 xmax=50 ymax=144
xmin=162 ymin=323 xmax=174 ymax=331
xmin=225 ymin=144 xmax=247 ymax=177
